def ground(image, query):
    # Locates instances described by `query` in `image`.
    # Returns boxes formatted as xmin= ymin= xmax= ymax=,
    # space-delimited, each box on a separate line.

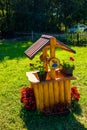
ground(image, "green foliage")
xmin=62 ymin=59 xmax=75 ymax=70
xmin=0 ymin=40 xmax=87 ymax=129
xmin=56 ymin=32 xmax=87 ymax=46
xmin=0 ymin=0 xmax=87 ymax=34
xmin=29 ymin=60 xmax=46 ymax=74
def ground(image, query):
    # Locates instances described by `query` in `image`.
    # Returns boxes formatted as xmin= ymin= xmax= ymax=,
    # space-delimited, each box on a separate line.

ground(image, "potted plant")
xmin=37 ymin=61 xmax=47 ymax=81
xmin=29 ymin=60 xmax=47 ymax=81
xmin=61 ymin=57 xmax=75 ymax=76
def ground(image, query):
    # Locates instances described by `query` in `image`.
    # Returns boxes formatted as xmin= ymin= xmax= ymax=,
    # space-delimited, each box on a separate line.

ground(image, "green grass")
xmin=0 ymin=40 xmax=87 ymax=130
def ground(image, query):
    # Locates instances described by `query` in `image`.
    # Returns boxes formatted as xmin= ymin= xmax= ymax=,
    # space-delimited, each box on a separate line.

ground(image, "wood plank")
xmin=59 ymin=81 xmax=65 ymax=103
xmin=43 ymin=82 xmax=49 ymax=108
xmin=54 ymin=81 xmax=59 ymax=104
xmin=50 ymin=37 xmax=56 ymax=79
xmin=38 ymin=83 xmax=44 ymax=110
xmin=32 ymin=84 xmax=40 ymax=110
xmin=26 ymin=71 xmax=76 ymax=84
xmin=64 ymin=80 xmax=71 ymax=103
xmin=48 ymin=81 xmax=54 ymax=107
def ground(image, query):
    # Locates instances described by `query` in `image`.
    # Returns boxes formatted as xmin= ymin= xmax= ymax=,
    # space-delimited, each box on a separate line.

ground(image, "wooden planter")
xmin=26 ymin=70 xmax=76 ymax=111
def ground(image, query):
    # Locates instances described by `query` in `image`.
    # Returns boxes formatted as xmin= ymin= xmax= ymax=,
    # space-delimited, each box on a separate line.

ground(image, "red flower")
xmin=20 ymin=87 xmax=36 ymax=110
xmin=70 ymin=57 xmax=74 ymax=61
xmin=29 ymin=63 xmax=34 ymax=66
xmin=71 ymin=86 xmax=80 ymax=101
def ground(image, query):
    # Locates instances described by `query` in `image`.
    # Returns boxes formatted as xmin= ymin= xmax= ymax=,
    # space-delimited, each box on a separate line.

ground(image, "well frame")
xmin=25 ymin=35 xmax=76 ymax=111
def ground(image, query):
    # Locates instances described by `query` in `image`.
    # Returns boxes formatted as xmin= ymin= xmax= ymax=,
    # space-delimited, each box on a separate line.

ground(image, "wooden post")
xmin=42 ymin=48 xmax=48 ymax=71
xmin=38 ymin=83 xmax=44 ymax=110
xmin=59 ymin=81 xmax=65 ymax=103
xmin=48 ymin=81 xmax=54 ymax=107
xmin=64 ymin=80 xmax=71 ymax=103
xmin=43 ymin=82 xmax=49 ymax=108
xmin=32 ymin=84 xmax=40 ymax=110
xmin=50 ymin=37 xmax=56 ymax=79
xmin=54 ymin=81 xmax=59 ymax=104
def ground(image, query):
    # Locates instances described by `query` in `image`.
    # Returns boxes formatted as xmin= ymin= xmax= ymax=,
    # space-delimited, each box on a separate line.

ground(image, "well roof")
xmin=24 ymin=35 xmax=76 ymax=59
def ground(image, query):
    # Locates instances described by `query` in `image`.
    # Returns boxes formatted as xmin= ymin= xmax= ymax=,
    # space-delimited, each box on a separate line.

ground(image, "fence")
xmin=1 ymin=31 xmax=87 ymax=46
xmin=15 ymin=31 xmax=87 ymax=46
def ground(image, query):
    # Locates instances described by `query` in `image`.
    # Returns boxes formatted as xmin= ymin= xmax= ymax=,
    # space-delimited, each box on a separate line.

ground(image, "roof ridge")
xmin=41 ymin=34 xmax=54 ymax=39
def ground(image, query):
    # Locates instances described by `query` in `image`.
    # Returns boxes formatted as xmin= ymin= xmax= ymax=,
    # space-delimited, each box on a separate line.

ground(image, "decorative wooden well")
xmin=25 ymin=35 xmax=76 ymax=111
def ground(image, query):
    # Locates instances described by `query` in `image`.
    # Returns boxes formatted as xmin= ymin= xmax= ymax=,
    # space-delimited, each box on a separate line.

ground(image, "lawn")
xmin=0 ymin=39 xmax=87 ymax=130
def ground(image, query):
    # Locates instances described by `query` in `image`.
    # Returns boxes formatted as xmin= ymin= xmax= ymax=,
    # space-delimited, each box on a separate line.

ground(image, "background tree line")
xmin=0 ymin=0 xmax=87 ymax=38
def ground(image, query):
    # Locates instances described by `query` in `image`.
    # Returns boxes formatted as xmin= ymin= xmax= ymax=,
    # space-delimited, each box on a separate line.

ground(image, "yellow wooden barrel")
xmin=27 ymin=72 xmax=76 ymax=111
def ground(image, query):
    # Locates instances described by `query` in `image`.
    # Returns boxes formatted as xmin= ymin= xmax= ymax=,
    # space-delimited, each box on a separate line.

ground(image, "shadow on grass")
xmin=0 ymin=39 xmax=63 ymax=61
xmin=20 ymin=106 xmax=87 ymax=130
xmin=73 ymin=103 xmax=82 ymax=115
xmin=0 ymin=39 xmax=33 ymax=61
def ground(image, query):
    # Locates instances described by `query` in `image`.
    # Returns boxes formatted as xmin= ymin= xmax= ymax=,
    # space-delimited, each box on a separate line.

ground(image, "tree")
xmin=0 ymin=0 xmax=14 ymax=38
xmin=0 ymin=0 xmax=87 ymax=35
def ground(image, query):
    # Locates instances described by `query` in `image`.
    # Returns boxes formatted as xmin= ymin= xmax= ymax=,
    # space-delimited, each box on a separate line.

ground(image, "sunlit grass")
xmin=0 ymin=40 xmax=87 ymax=130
